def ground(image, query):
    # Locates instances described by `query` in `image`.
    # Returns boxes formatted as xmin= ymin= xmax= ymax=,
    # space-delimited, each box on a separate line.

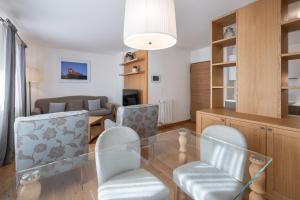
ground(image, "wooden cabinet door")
xmin=227 ymin=119 xmax=267 ymax=154
xmin=237 ymin=0 xmax=281 ymax=118
xmin=190 ymin=61 xmax=211 ymax=122
xmin=266 ymin=127 xmax=300 ymax=200
xmin=196 ymin=112 xmax=225 ymax=134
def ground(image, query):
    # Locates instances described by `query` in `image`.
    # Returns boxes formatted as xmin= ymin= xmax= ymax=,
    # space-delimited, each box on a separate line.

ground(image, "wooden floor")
xmin=0 ymin=121 xmax=196 ymax=200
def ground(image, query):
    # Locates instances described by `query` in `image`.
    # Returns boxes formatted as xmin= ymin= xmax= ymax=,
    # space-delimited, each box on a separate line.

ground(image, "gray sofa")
xmin=32 ymin=96 xmax=115 ymax=120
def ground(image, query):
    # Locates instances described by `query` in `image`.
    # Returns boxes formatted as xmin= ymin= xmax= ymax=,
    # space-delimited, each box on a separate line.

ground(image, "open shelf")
xmin=212 ymin=86 xmax=224 ymax=89
xmin=212 ymin=36 xmax=236 ymax=47
xmin=120 ymin=58 xmax=142 ymax=66
xmin=281 ymin=18 xmax=300 ymax=32
xmin=119 ymin=71 xmax=144 ymax=76
xmin=212 ymin=61 xmax=236 ymax=67
xmin=212 ymin=86 xmax=235 ymax=89
xmin=282 ymin=86 xmax=300 ymax=90
xmin=282 ymin=52 xmax=300 ymax=60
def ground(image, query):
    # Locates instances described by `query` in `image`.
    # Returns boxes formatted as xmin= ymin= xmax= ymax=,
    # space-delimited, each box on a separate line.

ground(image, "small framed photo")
xmin=58 ymin=58 xmax=90 ymax=82
xmin=151 ymin=74 xmax=161 ymax=83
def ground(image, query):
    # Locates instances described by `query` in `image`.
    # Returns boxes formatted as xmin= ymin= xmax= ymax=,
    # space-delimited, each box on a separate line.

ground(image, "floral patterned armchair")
xmin=104 ymin=104 xmax=159 ymax=146
xmin=14 ymin=111 xmax=88 ymax=173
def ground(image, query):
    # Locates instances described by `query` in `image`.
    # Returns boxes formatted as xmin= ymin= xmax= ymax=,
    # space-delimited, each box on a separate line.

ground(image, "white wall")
xmin=148 ymin=47 xmax=191 ymax=123
xmin=26 ymin=44 xmax=123 ymax=109
xmin=26 ymin=44 xmax=192 ymax=123
xmin=190 ymin=46 xmax=210 ymax=63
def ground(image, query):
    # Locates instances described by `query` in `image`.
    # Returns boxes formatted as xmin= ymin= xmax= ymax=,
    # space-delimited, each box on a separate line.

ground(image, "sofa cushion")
xmin=49 ymin=102 xmax=66 ymax=113
xmin=89 ymin=108 xmax=111 ymax=116
xmin=68 ymin=99 xmax=83 ymax=111
xmin=88 ymin=99 xmax=101 ymax=111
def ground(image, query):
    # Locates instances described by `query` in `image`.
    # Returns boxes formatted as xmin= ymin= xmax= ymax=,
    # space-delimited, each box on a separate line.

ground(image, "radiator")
xmin=158 ymin=99 xmax=173 ymax=124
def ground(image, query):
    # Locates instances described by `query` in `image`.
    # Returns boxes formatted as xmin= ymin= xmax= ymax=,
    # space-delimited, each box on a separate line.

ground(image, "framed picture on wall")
xmin=58 ymin=58 xmax=90 ymax=82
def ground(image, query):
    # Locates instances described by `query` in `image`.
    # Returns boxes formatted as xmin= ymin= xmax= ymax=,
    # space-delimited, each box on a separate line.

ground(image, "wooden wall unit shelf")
xmin=212 ymin=36 xmax=236 ymax=47
xmin=281 ymin=18 xmax=300 ymax=32
xmin=122 ymin=50 xmax=148 ymax=104
xmin=212 ymin=61 xmax=236 ymax=67
xmin=119 ymin=58 xmax=142 ymax=66
xmin=212 ymin=86 xmax=235 ymax=89
xmin=211 ymin=12 xmax=237 ymax=109
xmin=281 ymin=52 xmax=300 ymax=60
xmin=282 ymin=86 xmax=300 ymax=90
xmin=119 ymin=71 xmax=144 ymax=76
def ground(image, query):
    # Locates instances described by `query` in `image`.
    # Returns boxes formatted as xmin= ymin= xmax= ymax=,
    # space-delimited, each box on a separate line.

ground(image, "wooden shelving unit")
xmin=281 ymin=0 xmax=300 ymax=117
xmin=119 ymin=71 xmax=144 ymax=76
xmin=121 ymin=50 xmax=148 ymax=104
xmin=211 ymin=11 xmax=237 ymax=109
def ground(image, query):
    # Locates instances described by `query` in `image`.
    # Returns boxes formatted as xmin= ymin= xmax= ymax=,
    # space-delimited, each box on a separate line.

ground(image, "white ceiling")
xmin=0 ymin=0 xmax=255 ymax=53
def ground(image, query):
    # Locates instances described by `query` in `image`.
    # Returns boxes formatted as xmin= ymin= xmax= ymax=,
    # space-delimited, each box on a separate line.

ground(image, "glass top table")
xmin=6 ymin=129 xmax=272 ymax=200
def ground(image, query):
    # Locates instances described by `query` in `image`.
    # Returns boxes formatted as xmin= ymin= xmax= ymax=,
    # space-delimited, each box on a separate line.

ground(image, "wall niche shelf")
xmin=119 ymin=71 xmax=144 ymax=76
xmin=119 ymin=58 xmax=142 ymax=66
xmin=281 ymin=52 xmax=300 ymax=60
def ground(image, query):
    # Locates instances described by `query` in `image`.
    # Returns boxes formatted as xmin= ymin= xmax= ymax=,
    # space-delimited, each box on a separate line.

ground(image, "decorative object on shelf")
xmin=125 ymin=52 xmax=135 ymax=61
xmin=132 ymin=65 xmax=140 ymax=73
xmin=59 ymin=58 xmax=90 ymax=82
xmin=151 ymin=74 xmax=161 ymax=83
xmin=123 ymin=0 xmax=177 ymax=50
xmin=17 ymin=170 xmax=41 ymax=200
xmin=249 ymin=155 xmax=266 ymax=200
xmin=224 ymin=26 xmax=235 ymax=38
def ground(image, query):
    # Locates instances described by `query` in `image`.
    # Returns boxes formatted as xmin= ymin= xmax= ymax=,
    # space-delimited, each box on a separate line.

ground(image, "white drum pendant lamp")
xmin=123 ymin=0 xmax=177 ymax=50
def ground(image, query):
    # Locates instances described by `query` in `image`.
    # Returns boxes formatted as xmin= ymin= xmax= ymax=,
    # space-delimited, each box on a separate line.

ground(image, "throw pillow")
xmin=88 ymin=99 xmax=101 ymax=111
xmin=48 ymin=102 xmax=66 ymax=113
xmin=68 ymin=100 xmax=83 ymax=111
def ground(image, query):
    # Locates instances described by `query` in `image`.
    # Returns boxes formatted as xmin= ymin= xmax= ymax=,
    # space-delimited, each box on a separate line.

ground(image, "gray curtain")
xmin=0 ymin=19 xmax=26 ymax=166
xmin=20 ymin=43 xmax=27 ymax=116
xmin=15 ymin=37 xmax=27 ymax=117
